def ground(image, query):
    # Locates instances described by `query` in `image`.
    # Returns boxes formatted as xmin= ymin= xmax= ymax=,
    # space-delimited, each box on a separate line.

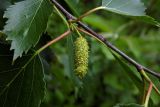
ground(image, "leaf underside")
xmin=101 ymin=0 xmax=160 ymax=27
xmin=0 ymin=43 xmax=45 ymax=107
xmin=3 ymin=0 xmax=52 ymax=60
xmin=102 ymin=0 xmax=146 ymax=16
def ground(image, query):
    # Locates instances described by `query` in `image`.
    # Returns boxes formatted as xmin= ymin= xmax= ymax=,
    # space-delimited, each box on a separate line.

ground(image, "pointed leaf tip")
xmin=3 ymin=0 xmax=52 ymax=60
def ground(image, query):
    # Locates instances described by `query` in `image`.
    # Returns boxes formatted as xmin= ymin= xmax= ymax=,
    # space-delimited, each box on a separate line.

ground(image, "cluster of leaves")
xmin=0 ymin=0 xmax=160 ymax=107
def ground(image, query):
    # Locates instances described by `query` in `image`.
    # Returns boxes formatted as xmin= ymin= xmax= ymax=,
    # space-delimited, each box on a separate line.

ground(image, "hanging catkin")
xmin=74 ymin=36 xmax=89 ymax=78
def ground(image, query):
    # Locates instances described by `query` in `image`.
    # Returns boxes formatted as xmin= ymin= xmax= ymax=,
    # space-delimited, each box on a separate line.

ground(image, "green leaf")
xmin=102 ymin=0 xmax=146 ymax=16
xmin=67 ymin=35 xmax=75 ymax=78
xmin=83 ymin=14 xmax=111 ymax=32
xmin=66 ymin=34 xmax=82 ymax=86
xmin=110 ymin=51 xmax=143 ymax=92
xmin=101 ymin=0 xmax=160 ymax=27
xmin=133 ymin=16 xmax=160 ymax=27
xmin=114 ymin=103 xmax=144 ymax=107
xmin=64 ymin=0 xmax=80 ymax=16
xmin=0 ymin=43 xmax=45 ymax=107
xmin=3 ymin=0 xmax=52 ymax=60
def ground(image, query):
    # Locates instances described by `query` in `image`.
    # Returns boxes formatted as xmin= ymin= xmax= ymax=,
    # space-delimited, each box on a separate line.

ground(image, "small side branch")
xmin=36 ymin=30 xmax=71 ymax=54
xmin=144 ymin=83 xmax=153 ymax=107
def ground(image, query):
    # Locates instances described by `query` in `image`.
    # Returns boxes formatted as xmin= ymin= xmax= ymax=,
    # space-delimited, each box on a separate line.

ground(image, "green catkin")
xmin=74 ymin=36 xmax=89 ymax=78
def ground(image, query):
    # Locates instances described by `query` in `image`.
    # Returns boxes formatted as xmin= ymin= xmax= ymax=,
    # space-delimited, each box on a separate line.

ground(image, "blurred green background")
xmin=0 ymin=0 xmax=160 ymax=107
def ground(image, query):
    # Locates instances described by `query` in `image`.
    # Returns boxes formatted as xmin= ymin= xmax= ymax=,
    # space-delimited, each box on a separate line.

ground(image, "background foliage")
xmin=0 ymin=0 xmax=160 ymax=107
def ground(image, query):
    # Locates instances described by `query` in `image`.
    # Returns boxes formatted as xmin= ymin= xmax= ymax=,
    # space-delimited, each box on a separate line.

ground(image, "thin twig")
xmin=50 ymin=0 xmax=160 ymax=78
xmin=36 ymin=30 xmax=71 ymax=54
xmin=144 ymin=82 xmax=153 ymax=107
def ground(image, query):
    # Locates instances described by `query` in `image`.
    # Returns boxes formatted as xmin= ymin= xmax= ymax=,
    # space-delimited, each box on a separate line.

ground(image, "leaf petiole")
xmin=53 ymin=5 xmax=70 ymax=28
xmin=70 ymin=7 xmax=104 ymax=23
